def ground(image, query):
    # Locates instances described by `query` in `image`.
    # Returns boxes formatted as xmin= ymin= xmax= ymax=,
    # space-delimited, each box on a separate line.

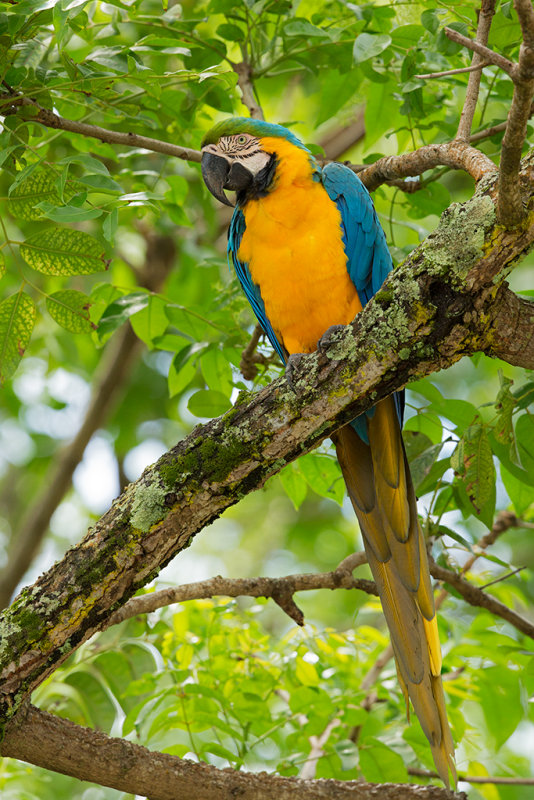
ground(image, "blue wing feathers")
xmin=228 ymin=208 xmax=287 ymax=364
xmin=321 ymin=162 xmax=404 ymax=437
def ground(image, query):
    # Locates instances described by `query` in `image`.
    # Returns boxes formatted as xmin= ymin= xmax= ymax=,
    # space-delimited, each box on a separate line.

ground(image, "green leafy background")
xmin=0 ymin=0 xmax=533 ymax=798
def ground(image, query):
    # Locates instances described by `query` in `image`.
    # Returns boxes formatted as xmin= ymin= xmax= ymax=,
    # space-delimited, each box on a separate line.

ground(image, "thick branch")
xmin=0 ymin=705 xmax=463 ymax=800
xmin=357 ymin=141 xmax=496 ymax=192
xmin=234 ymin=62 xmax=264 ymax=120
xmin=2 ymin=153 xmax=534 ymax=730
xmin=486 ymin=287 xmax=534 ymax=367
xmin=456 ymin=0 xmax=496 ymax=142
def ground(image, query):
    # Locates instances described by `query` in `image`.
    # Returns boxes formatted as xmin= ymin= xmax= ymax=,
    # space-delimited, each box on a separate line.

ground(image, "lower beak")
xmin=201 ymin=152 xmax=234 ymax=207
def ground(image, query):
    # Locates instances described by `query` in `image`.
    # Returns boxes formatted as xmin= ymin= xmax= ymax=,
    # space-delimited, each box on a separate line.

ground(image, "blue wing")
xmin=321 ymin=161 xmax=392 ymax=305
xmin=321 ymin=162 xmax=404 ymax=437
xmin=228 ymin=207 xmax=287 ymax=364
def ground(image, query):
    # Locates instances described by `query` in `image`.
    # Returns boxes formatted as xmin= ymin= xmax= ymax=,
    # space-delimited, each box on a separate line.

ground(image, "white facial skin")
xmin=202 ymin=133 xmax=271 ymax=176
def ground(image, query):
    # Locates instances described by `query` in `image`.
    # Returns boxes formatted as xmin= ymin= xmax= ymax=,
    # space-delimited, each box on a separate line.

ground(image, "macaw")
xmin=200 ymin=117 xmax=456 ymax=787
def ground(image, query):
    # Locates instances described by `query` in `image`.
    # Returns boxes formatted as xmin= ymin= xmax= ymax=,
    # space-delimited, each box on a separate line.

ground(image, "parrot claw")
xmin=285 ymin=353 xmax=304 ymax=393
xmin=318 ymin=324 xmax=346 ymax=355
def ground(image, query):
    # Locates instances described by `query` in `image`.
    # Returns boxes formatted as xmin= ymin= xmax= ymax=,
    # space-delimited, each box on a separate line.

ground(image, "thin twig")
xmin=240 ymin=323 xmax=264 ymax=379
xmin=103 ymin=552 xmax=372 ymax=630
xmin=349 ymin=644 xmax=394 ymax=743
xmin=479 ymin=565 xmax=526 ymax=589
xmin=434 ymin=510 xmax=521 ymax=611
xmin=416 ymin=62 xmax=490 ymax=80
xmin=497 ymin=0 xmax=534 ymax=226
xmin=430 ymin=558 xmax=534 ymax=640
xmin=408 ymin=767 xmax=534 ymax=785
xmin=443 ymin=27 xmax=516 ymax=78
xmin=7 ymin=96 xmax=202 ymax=162
xmin=299 ymin=718 xmax=341 ymax=780
xmin=456 ymin=0 xmax=496 ymax=142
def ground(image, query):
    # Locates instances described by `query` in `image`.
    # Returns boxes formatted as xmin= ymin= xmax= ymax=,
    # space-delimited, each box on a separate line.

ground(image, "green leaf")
xmin=0 ymin=250 xmax=5 ymax=279
xmin=279 ymin=463 xmax=308 ymax=509
xmin=295 ymin=657 xmax=319 ymax=687
xmin=451 ymin=422 xmax=496 ymax=524
xmin=103 ymin=207 xmax=118 ymax=242
xmin=494 ymin=374 xmax=517 ymax=446
xmin=421 ymin=9 xmax=439 ymax=33
xmin=97 ymin=292 xmax=149 ymax=339
xmin=479 ymin=666 xmax=523 ymax=749
xmin=20 ymin=228 xmax=109 ymax=276
xmin=299 ymin=453 xmax=344 ymax=504
xmin=130 ymin=295 xmax=169 ymax=348
xmin=168 ymin=344 xmax=203 ymax=397
xmin=8 ymin=168 xmax=75 ymax=221
xmin=78 ymin=173 xmax=122 ymax=192
xmin=515 ymin=413 xmax=534 ymax=478
xmin=360 ymin=739 xmax=408 ymax=782
xmin=188 ymin=389 xmax=231 ymax=418
xmin=216 ymin=23 xmax=245 ymax=41
xmin=46 ymin=290 xmax=95 ymax=334
xmin=200 ymin=347 xmax=233 ymax=396
xmin=36 ymin=202 xmax=103 ymax=222
xmin=0 ymin=291 xmax=36 ymax=383
xmin=353 ymin=33 xmax=391 ymax=63
xmin=501 ymin=465 xmax=533 ymax=515
xmin=284 ymin=18 xmax=330 ymax=38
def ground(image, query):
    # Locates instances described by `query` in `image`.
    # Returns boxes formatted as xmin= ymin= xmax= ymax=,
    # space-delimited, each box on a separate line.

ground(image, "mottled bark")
xmin=1 ymin=152 xmax=534 ymax=734
xmin=0 ymin=704 xmax=465 ymax=800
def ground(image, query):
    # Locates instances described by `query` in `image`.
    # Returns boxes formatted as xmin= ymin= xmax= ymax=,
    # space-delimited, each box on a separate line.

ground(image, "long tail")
xmin=333 ymin=396 xmax=456 ymax=787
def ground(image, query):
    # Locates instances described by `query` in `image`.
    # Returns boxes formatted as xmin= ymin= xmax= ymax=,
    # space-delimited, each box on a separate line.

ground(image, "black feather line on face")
xmin=236 ymin=152 xmax=278 ymax=205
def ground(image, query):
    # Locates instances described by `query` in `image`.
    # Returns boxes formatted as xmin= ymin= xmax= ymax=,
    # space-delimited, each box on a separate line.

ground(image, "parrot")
xmin=200 ymin=116 xmax=456 ymax=787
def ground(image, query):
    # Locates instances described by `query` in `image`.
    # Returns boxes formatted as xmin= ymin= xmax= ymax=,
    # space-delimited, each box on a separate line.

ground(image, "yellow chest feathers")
xmin=237 ymin=137 xmax=361 ymax=355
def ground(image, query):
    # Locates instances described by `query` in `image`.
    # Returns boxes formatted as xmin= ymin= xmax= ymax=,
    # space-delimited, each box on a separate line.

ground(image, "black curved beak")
xmin=201 ymin=152 xmax=234 ymax=207
xmin=201 ymin=151 xmax=255 ymax=207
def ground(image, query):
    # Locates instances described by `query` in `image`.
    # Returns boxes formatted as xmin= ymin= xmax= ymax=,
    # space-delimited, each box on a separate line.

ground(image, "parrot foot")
xmin=284 ymin=353 xmax=304 ymax=393
xmin=318 ymin=324 xmax=346 ymax=355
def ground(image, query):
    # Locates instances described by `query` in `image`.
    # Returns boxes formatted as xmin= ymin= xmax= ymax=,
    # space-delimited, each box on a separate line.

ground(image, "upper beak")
xmin=201 ymin=151 xmax=234 ymax=207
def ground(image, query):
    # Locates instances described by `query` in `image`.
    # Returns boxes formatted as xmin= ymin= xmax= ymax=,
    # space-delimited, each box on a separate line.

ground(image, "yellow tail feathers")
xmin=333 ymin=398 xmax=456 ymax=787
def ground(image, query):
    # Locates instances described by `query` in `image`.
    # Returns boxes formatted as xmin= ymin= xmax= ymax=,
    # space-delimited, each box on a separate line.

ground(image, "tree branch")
xmin=435 ymin=510 xmax=523 ymax=611
xmin=0 ymin=704 xmax=464 ymax=800
xmin=409 ymin=767 xmax=534 ymax=785
xmin=2 ymin=151 xmax=534 ymax=734
xmin=104 ymin=553 xmax=371 ymax=629
xmin=430 ymin=559 xmax=534 ymax=639
xmin=1 ymin=94 xmax=498 ymax=193
xmin=443 ymin=27 xmax=516 ymax=77
xmin=416 ymin=62 xmax=490 ymax=80
xmin=497 ymin=0 xmax=534 ymax=225
xmin=357 ymin=141 xmax=496 ymax=192
xmin=233 ymin=62 xmax=264 ymax=120
xmin=456 ymin=0 xmax=496 ymax=142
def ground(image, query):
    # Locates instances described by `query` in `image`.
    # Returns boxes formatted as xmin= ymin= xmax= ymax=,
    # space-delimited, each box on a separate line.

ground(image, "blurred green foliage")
xmin=0 ymin=0 xmax=533 ymax=797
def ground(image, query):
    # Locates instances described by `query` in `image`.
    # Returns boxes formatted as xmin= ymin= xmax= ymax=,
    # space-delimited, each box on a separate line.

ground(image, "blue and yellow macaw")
xmin=200 ymin=117 xmax=456 ymax=786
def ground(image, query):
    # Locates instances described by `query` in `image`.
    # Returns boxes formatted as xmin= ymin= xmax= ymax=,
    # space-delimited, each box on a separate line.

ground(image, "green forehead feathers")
xmin=201 ymin=117 xmax=308 ymax=150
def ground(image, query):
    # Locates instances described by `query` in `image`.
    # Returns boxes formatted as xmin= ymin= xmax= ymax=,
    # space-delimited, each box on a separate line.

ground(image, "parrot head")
xmin=200 ymin=117 xmax=308 ymax=206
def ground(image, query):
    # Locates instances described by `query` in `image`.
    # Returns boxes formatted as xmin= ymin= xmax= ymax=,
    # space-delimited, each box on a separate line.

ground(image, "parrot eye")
xmin=237 ymin=135 xmax=247 ymax=145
